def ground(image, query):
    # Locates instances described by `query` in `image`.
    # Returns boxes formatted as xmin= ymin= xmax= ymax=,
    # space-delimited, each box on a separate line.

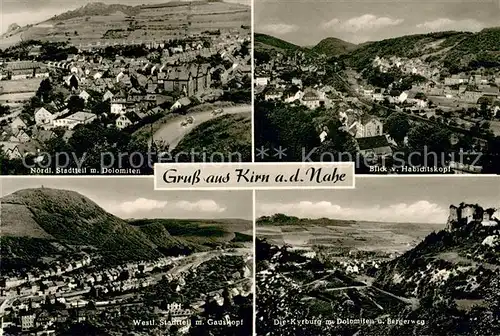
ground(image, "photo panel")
xmin=1 ymin=0 xmax=252 ymax=176
xmin=253 ymin=0 xmax=500 ymax=174
xmin=255 ymin=176 xmax=500 ymax=335
xmin=0 ymin=176 xmax=254 ymax=335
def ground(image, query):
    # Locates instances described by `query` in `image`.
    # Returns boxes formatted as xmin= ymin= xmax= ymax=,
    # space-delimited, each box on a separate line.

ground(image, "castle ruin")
xmin=446 ymin=203 xmax=497 ymax=231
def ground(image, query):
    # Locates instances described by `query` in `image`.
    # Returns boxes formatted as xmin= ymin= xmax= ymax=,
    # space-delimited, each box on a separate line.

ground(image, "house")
xmin=171 ymin=97 xmax=191 ymax=111
xmin=116 ymin=72 xmax=132 ymax=87
xmin=0 ymin=141 xmax=37 ymax=159
xmin=481 ymin=86 xmax=499 ymax=98
xmin=351 ymin=115 xmax=383 ymax=138
xmin=127 ymin=88 xmax=143 ymax=102
xmin=53 ymin=112 xmax=97 ymax=129
xmin=264 ymin=88 xmax=283 ymax=101
xmin=20 ymin=310 xmax=36 ymax=331
xmin=301 ymin=89 xmax=321 ymax=110
xmin=462 ymin=90 xmax=483 ymax=104
xmin=255 ymin=75 xmax=270 ymax=87
xmin=79 ymin=90 xmax=91 ymax=103
xmin=291 ymin=78 xmax=303 ymax=87
xmin=448 ymin=153 xmax=483 ymax=174
xmin=284 ymin=90 xmax=303 ymax=103
xmin=398 ymin=91 xmax=409 ymax=104
xmin=319 ymin=130 xmax=328 ymax=143
xmin=159 ymin=64 xmax=211 ymax=97
xmin=116 ymin=112 xmax=141 ymax=130
xmin=28 ymin=45 xmax=42 ymax=58
xmin=110 ymin=95 xmax=129 ymax=115
xmin=14 ymin=129 xmax=31 ymax=143
xmin=356 ymin=135 xmax=393 ymax=162
xmin=103 ymin=90 xmax=114 ymax=101
xmin=146 ymin=77 xmax=158 ymax=93
xmin=33 ymin=129 xmax=56 ymax=143
xmin=4 ymin=61 xmax=39 ymax=80
xmin=34 ymin=107 xmax=57 ymax=127
xmin=10 ymin=116 xmax=28 ymax=131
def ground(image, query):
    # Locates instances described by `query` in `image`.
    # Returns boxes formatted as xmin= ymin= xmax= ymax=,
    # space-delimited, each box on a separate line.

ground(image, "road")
xmin=149 ymin=104 xmax=251 ymax=151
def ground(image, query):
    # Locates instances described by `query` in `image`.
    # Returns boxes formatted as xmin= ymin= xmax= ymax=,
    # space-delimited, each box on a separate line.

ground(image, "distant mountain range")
xmin=254 ymin=33 xmax=357 ymax=56
xmin=0 ymin=188 xmax=252 ymax=270
xmin=256 ymin=27 xmax=500 ymax=72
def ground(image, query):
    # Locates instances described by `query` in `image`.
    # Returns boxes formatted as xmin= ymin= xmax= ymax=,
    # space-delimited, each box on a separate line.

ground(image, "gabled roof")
xmin=357 ymin=135 xmax=391 ymax=151
xmin=360 ymin=114 xmax=380 ymax=125
xmin=122 ymin=111 xmax=142 ymax=123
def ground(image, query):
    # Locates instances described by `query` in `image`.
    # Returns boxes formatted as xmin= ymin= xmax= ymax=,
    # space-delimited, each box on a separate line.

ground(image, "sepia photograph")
xmin=256 ymin=176 xmax=500 ymax=335
xmin=0 ymin=177 xmax=253 ymax=335
xmin=0 ymin=0 xmax=251 ymax=175
xmin=254 ymin=0 xmax=500 ymax=174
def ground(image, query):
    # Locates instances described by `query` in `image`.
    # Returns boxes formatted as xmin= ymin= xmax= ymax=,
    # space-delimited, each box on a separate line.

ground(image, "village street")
xmin=150 ymin=104 xmax=251 ymax=151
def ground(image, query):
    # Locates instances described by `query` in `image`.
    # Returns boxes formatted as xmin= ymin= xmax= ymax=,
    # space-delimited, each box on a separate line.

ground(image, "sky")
xmin=256 ymin=176 xmax=500 ymax=224
xmin=1 ymin=177 xmax=253 ymax=220
xmin=255 ymin=0 xmax=500 ymax=45
xmin=0 ymin=0 xmax=250 ymax=34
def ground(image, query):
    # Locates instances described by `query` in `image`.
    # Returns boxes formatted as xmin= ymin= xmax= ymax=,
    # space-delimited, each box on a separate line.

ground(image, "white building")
xmin=34 ymin=107 xmax=56 ymax=127
xmin=53 ymin=112 xmax=97 ymax=129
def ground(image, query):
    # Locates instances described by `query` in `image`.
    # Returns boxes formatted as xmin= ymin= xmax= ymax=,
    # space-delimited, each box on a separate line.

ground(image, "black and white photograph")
xmin=256 ymin=176 xmax=500 ymax=335
xmin=254 ymin=0 xmax=500 ymax=174
xmin=0 ymin=177 xmax=254 ymax=335
xmin=0 ymin=0 xmax=251 ymax=175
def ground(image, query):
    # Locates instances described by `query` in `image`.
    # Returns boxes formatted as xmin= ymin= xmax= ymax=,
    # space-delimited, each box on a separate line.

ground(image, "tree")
xmin=36 ymin=78 xmax=53 ymax=102
xmin=0 ymin=104 xmax=10 ymax=117
xmin=385 ymin=112 xmax=410 ymax=144
xmin=67 ymin=96 xmax=85 ymax=113
xmin=69 ymin=75 xmax=79 ymax=91
xmin=407 ymin=123 xmax=451 ymax=167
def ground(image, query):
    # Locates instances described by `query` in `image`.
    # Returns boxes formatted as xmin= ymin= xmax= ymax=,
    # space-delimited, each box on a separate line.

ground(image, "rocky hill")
xmin=1 ymin=188 xmax=251 ymax=270
xmin=4 ymin=23 xmax=20 ymax=36
xmin=51 ymin=2 xmax=139 ymax=21
xmin=372 ymin=204 xmax=499 ymax=334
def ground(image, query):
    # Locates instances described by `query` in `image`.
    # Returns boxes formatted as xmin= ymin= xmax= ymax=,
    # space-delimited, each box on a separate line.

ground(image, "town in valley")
xmin=0 ymin=179 xmax=254 ymax=335
xmin=0 ymin=0 xmax=252 ymax=175
xmin=254 ymin=0 xmax=500 ymax=173
xmin=255 ymin=178 xmax=500 ymax=335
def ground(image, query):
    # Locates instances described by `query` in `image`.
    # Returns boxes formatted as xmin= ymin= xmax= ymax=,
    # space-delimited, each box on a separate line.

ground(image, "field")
xmin=0 ymin=92 xmax=35 ymax=105
xmin=0 ymin=78 xmax=41 ymax=104
xmin=257 ymin=221 xmax=443 ymax=254
xmin=1 ymin=1 xmax=250 ymax=48
xmin=0 ymin=78 xmax=42 ymax=93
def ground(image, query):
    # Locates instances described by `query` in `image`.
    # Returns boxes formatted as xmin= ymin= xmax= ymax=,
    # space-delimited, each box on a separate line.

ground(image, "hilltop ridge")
xmin=1 ymin=187 xmax=251 ymax=269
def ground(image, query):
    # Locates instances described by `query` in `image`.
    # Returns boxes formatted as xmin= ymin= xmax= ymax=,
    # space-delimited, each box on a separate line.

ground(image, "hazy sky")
xmin=0 ymin=0 xmax=250 ymax=34
xmin=257 ymin=176 xmax=500 ymax=224
xmin=255 ymin=0 xmax=500 ymax=45
xmin=1 ymin=177 xmax=253 ymax=220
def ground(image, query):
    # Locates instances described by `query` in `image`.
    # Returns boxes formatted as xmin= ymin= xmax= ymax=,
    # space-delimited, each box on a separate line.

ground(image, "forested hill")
xmin=345 ymin=28 xmax=500 ymax=73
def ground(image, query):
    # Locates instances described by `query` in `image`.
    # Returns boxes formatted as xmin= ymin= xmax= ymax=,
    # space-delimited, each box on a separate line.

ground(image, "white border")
xmin=356 ymin=174 xmax=498 ymax=177
xmin=252 ymin=188 xmax=256 ymax=336
xmin=250 ymin=0 xmax=255 ymax=163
